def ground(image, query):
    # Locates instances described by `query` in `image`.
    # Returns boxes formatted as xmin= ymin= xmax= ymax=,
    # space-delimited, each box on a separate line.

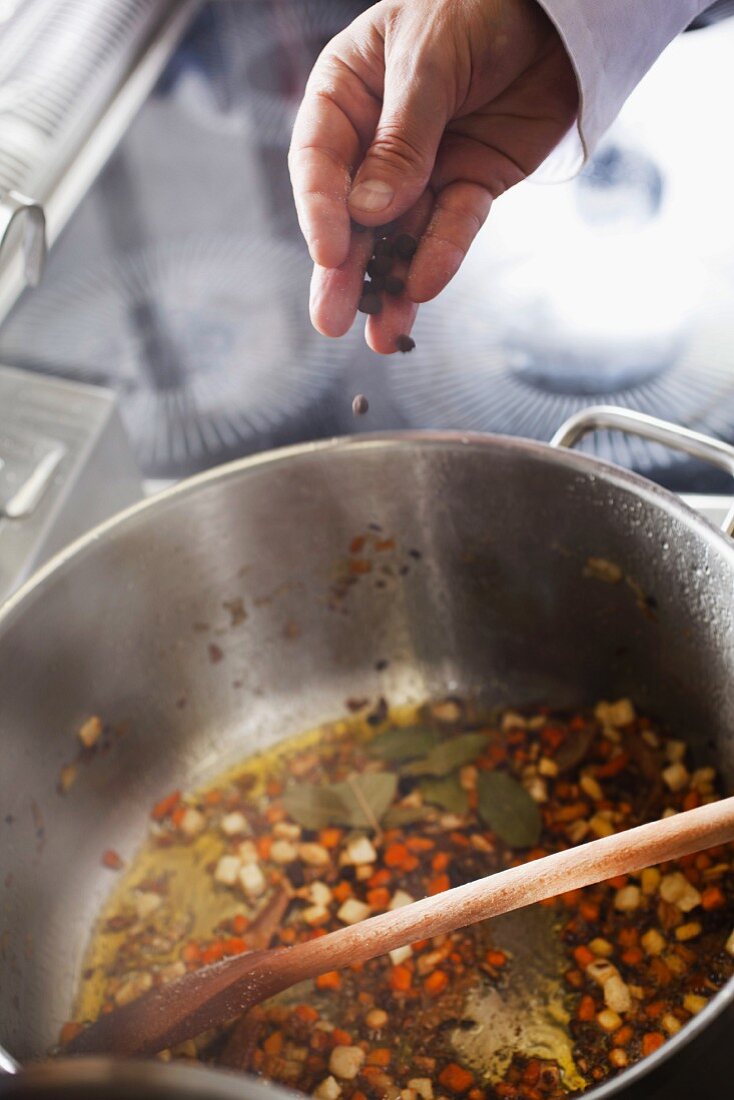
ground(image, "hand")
xmin=288 ymin=0 xmax=578 ymax=353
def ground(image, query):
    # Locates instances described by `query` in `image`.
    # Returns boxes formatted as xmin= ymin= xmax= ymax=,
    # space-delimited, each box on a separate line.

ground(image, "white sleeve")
xmin=536 ymin=1 xmax=715 ymax=159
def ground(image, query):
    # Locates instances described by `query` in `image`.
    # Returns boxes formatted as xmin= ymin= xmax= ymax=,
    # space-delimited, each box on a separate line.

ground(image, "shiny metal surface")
xmin=551 ymin=406 xmax=734 ymax=534
xmin=1 ymin=431 xmax=734 ymax=1098
xmin=0 ymin=0 xmax=199 ymax=319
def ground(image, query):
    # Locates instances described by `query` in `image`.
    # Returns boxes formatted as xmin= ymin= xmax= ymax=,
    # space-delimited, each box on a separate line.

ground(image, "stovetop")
xmin=0 ymin=2 xmax=733 ymax=495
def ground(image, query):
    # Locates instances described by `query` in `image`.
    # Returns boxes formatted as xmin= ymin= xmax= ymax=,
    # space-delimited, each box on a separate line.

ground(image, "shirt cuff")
xmin=535 ymin=0 xmax=713 ymax=163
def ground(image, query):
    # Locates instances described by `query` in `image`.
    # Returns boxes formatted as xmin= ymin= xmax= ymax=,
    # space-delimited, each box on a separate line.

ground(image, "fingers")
xmin=407 ymin=180 xmax=493 ymax=303
xmin=289 ymin=45 xmax=380 ymax=270
xmin=309 ymin=227 xmax=375 ymax=338
xmin=348 ymin=54 xmax=450 ymax=229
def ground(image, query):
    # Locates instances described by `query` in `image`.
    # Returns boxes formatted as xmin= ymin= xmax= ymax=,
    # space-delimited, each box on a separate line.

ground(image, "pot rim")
xmin=1 ymin=428 xmax=733 ymax=1098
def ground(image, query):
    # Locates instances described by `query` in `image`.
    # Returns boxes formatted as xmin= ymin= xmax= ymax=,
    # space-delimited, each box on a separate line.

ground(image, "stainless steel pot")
xmin=2 ymin=407 xmax=734 ymax=1098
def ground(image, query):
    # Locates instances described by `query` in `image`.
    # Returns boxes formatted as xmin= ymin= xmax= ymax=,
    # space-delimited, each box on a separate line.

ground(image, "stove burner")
xmin=0 ymin=233 xmax=355 ymax=478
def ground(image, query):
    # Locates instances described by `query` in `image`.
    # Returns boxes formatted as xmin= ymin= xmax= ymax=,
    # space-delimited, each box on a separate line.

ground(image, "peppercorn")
xmin=358 ymin=289 xmax=382 ymax=315
xmin=367 ymin=255 xmax=393 ymax=279
xmin=394 ymin=233 xmax=417 ymax=259
xmin=396 ymin=334 xmax=415 ymax=353
xmin=352 ymin=394 xmax=369 ymax=417
xmin=384 ymin=275 xmax=405 ymax=296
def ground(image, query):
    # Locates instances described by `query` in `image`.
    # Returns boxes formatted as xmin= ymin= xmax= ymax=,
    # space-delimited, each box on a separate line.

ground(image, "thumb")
xmin=348 ymin=61 xmax=449 ymax=225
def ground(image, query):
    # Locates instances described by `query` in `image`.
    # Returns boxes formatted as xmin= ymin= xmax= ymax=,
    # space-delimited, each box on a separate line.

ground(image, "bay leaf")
xmin=477 ymin=771 xmax=542 ymax=848
xmin=368 ymin=725 xmax=442 ymax=763
xmin=282 ymin=771 xmax=397 ymax=830
xmin=419 ymin=774 xmax=469 ymax=815
xmin=404 ymin=732 xmax=488 ymax=777
xmin=382 ymin=805 xmax=436 ymax=828
xmin=554 ymin=727 xmax=594 ymax=772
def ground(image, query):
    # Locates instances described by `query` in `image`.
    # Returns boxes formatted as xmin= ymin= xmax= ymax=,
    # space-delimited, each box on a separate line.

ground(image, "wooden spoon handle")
xmin=68 ymin=796 xmax=734 ymax=1057
xmin=286 ymin=796 xmax=734 ymax=982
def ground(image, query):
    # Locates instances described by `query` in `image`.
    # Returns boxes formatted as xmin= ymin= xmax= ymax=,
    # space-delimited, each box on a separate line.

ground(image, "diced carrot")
xmin=375 ymin=538 xmax=396 ymax=552
xmin=101 ymin=849 xmax=124 ymax=870
xmin=449 ymin=831 xmax=470 ymax=848
xmin=485 ymin=950 xmax=508 ymax=968
xmin=428 ymin=874 xmax=450 ymax=896
xmin=468 ymin=1089 xmax=483 ymax=1100
xmin=579 ymin=901 xmax=600 ymax=923
xmin=265 ymin=780 xmax=283 ymax=798
xmin=367 ymin=1048 xmax=392 ymax=1066
xmin=204 ymin=789 xmax=222 ymax=805
xmin=562 ymin=889 xmax=583 ymax=906
xmin=349 ymin=559 xmax=372 ymax=575
xmin=526 ymin=848 xmax=548 ymax=863
xmin=280 ymin=927 xmax=297 ymax=944
xmin=232 ymin=913 xmax=248 ymax=935
xmin=606 ymin=875 xmax=628 ymax=889
xmin=683 ymin=790 xmax=701 ymax=811
xmin=649 ymin=958 xmax=672 ymax=986
xmin=256 ymin=835 xmax=272 ymax=860
xmin=368 ymin=868 xmax=391 ymax=888
xmin=151 ymin=789 xmax=181 ymax=821
xmin=412 ymin=939 xmax=430 ymax=952
xmin=385 ymin=842 xmax=409 ymax=867
xmin=577 ymin=995 xmax=596 ymax=1022
xmin=316 ymin=971 xmax=341 ymax=990
xmin=521 ymin=1060 xmax=541 ymax=1085
xmin=332 ymin=1028 xmax=352 ymax=1046
xmin=403 ymin=854 xmax=420 ymax=872
xmin=613 ymin=1025 xmax=633 ymax=1047
xmin=621 ymin=947 xmax=643 ymax=966
xmin=265 ymin=804 xmax=285 ymax=823
xmin=263 ymin=1031 xmax=283 ymax=1055
xmin=223 ymin=936 xmax=248 ymax=955
xmin=695 ymin=853 xmax=712 ymax=870
xmin=333 ymin=881 xmax=353 ymax=903
xmin=438 ymin=1062 xmax=475 ymax=1094
xmin=407 ymin=836 xmax=436 ymax=853
xmin=171 ymin=805 xmax=187 ymax=829
xmin=701 ymin=885 xmax=726 ymax=911
xmin=367 ymin=887 xmax=390 ymax=909
xmin=294 ymin=1003 xmax=319 ymax=1023
xmin=565 ymin=968 xmax=584 ymax=989
xmin=319 ymin=828 xmax=343 ymax=849
xmin=644 ymin=1001 xmax=665 ymax=1019
xmin=450 ymin=952 xmax=462 ymax=965
xmin=642 ymin=1032 xmax=665 ymax=1057
xmin=573 ymin=945 xmax=595 ymax=969
xmin=350 ymin=535 xmax=366 ymax=554
xmin=201 ymin=941 xmax=226 ymax=965
xmin=59 ymin=1021 xmax=83 ymax=1045
xmin=389 ymin=964 xmax=412 ymax=992
xmin=182 ymin=941 xmax=201 ymax=964
xmin=594 ymin=752 xmax=630 ymax=778
xmin=541 ymin=726 xmax=566 ymax=751
xmin=568 ymin=716 xmax=586 ymax=732
xmin=425 ymin=969 xmax=449 ymax=996
xmin=617 ymin=926 xmax=639 ymax=948
xmin=432 ymin=851 xmax=451 ymax=872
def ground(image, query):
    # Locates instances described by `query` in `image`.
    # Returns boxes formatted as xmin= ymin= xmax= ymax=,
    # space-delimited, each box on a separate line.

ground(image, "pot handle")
xmin=550 ymin=405 xmax=734 ymax=537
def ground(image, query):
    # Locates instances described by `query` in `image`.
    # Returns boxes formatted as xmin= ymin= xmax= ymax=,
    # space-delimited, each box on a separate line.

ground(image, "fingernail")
xmin=349 ymin=179 xmax=394 ymax=213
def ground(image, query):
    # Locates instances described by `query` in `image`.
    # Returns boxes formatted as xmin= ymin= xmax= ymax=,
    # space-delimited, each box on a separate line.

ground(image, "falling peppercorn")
xmin=396 ymin=334 xmax=415 ymax=353
xmin=352 ymin=394 xmax=369 ymax=416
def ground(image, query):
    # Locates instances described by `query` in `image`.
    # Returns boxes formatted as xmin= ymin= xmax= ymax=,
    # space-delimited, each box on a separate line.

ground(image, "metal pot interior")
xmin=1 ymin=433 xmax=734 ymax=1093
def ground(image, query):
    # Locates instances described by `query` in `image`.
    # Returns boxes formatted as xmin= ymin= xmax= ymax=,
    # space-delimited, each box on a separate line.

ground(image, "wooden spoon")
xmin=67 ymin=796 xmax=734 ymax=1057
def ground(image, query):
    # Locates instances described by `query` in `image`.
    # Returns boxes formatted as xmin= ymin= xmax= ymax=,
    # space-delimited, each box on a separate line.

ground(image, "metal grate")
xmin=0 ymin=0 xmax=171 ymax=197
